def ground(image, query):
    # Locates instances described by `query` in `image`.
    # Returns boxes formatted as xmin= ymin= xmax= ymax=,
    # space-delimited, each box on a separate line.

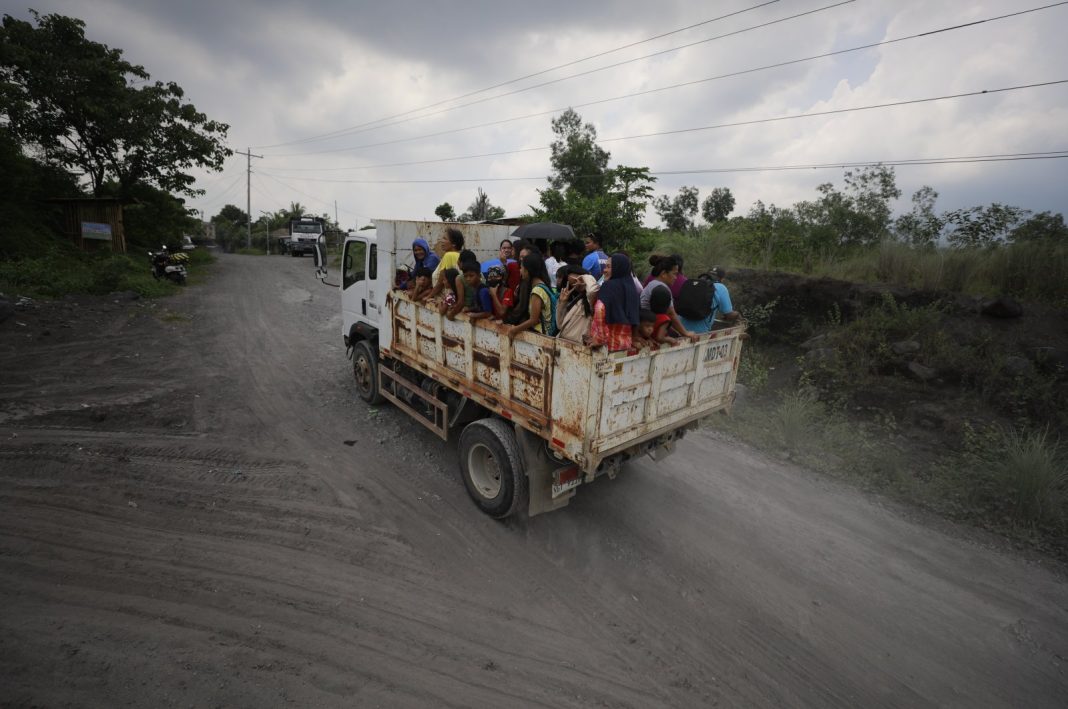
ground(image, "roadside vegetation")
xmin=496 ymin=107 xmax=1066 ymax=555
xmin=0 ymin=11 xmax=227 ymax=300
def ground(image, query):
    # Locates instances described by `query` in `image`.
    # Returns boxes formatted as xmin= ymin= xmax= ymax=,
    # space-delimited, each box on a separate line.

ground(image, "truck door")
xmin=341 ymin=238 xmax=378 ymax=328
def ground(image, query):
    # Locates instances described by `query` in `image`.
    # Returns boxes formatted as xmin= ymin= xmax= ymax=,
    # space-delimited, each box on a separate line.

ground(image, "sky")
xmin=9 ymin=0 xmax=1068 ymax=229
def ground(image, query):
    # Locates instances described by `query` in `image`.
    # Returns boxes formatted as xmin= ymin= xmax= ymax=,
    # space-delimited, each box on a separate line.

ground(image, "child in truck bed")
xmin=409 ymin=266 xmax=434 ymax=303
xmin=630 ymin=309 xmax=659 ymax=352
xmin=648 ymin=286 xmax=679 ymax=346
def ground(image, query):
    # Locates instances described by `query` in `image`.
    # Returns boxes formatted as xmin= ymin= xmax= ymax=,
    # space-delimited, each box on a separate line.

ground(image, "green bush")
xmin=0 ymin=246 xmax=208 ymax=299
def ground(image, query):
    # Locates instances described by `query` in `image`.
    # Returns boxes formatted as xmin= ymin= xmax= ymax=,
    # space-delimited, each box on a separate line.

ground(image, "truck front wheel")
xmin=458 ymin=418 xmax=527 ymax=519
xmin=353 ymin=341 xmax=384 ymax=405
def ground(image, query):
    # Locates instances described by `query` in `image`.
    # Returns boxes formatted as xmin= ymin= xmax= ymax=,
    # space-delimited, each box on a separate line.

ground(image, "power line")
xmin=259 ymin=0 xmax=855 ymax=154
xmin=194 ymin=171 xmax=246 ymax=213
xmin=258 ymin=171 xmax=371 ymax=221
xmin=263 ymin=2 xmax=1068 ymax=164
xmin=257 ymin=150 xmax=1068 ymax=184
xmin=599 ymin=80 xmax=1068 ymax=143
xmin=258 ymin=80 xmax=1068 ymax=176
xmin=253 ymin=0 xmax=785 ymax=149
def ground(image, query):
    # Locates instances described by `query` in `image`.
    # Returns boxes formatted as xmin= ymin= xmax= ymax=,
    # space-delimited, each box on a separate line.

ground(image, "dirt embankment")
xmin=729 ymin=266 xmax=1068 ymax=422
xmin=1 ymin=256 xmax=1067 ymax=708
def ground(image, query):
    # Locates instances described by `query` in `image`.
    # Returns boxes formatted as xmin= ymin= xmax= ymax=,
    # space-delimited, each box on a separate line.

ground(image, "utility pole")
xmin=235 ymin=147 xmax=262 ymax=249
xmin=334 ymin=200 xmax=340 ymax=252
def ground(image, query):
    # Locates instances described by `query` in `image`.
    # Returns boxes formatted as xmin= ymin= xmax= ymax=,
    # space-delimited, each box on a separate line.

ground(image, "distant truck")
xmin=313 ymin=220 xmax=744 ymax=519
xmin=286 ymin=216 xmax=326 ymax=257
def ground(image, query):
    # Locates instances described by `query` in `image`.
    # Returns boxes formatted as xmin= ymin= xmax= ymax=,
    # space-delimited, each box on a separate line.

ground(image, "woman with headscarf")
xmin=504 ymin=253 xmax=554 ymax=338
xmin=398 ymin=238 xmax=441 ymax=290
xmin=588 ymin=253 xmax=639 ymax=352
xmin=412 ymin=238 xmax=440 ymax=272
xmin=556 ymin=266 xmax=598 ymax=344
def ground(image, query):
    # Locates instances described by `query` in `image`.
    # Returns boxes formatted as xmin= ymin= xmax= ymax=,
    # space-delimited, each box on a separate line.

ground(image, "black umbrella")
xmin=510 ymin=222 xmax=578 ymax=241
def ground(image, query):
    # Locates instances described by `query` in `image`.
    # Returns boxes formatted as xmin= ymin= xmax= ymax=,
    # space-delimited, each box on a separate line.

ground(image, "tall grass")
xmin=646 ymin=227 xmax=734 ymax=278
xmin=653 ymin=227 xmax=1068 ymax=305
xmin=997 ymin=428 xmax=1067 ymax=529
xmin=810 ymin=241 xmax=1068 ymax=304
xmin=773 ymin=387 xmax=823 ymax=451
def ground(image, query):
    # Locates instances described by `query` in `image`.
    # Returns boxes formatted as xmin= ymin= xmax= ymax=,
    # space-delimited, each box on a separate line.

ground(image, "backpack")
xmin=676 ymin=277 xmax=715 ymax=320
xmin=533 ymin=283 xmax=559 ymax=336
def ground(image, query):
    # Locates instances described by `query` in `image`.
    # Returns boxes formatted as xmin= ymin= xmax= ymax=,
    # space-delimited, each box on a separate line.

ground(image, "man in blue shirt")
xmin=581 ymin=233 xmax=608 ymax=279
xmin=481 ymin=239 xmax=516 ymax=276
xmin=678 ymin=266 xmax=739 ymax=333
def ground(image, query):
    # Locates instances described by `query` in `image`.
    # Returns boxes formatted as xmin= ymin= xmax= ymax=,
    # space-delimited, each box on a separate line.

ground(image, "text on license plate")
xmin=551 ymin=477 xmax=581 ymax=498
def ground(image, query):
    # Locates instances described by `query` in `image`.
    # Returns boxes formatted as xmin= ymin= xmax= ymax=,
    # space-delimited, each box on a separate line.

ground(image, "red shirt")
xmin=653 ymin=313 xmax=671 ymax=340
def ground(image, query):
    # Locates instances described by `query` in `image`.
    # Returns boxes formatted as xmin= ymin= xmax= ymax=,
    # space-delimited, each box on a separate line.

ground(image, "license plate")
xmin=551 ymin=477 xmax=580 ymax=498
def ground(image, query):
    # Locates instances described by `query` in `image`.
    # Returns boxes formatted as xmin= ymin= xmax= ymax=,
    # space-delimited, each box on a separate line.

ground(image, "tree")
xmin=895 ymin=186 xmax=944 ymax=248
xmin=945 ymin=204 xmax=1029 ymax=249
xmin=458 ymin=188 xmax=505 ymax=221
xmin=548 ymin=108 xmax=610 ymax=198
xmin=114 ymin=181 xmax=197 ymax=250
xmin=608 ymin=165 xmax=657 ymax=227
xmin=532 ymin=110 xmax=656 ymax=250
xmin=531 ymin=166 xmax=656 ymax=250
xmin=0 ymin=126 xmax=81 ymax=257
xmin=701 ymin=187 xmax=735 ymax=223
xmin=0 ymin=11 xmax=230 ymax=199
xmin=211 ymin=204 xmax=248 ymax=252
xmin=654 ymin=186 xmax=700 ymax=232
xmin=1010 ymin=211 xmax=1068 ymax=244
xmin=434 ymin=202 xmax=456 ymax=221
xmin=795 ymin=165 xmax=901 ymax=248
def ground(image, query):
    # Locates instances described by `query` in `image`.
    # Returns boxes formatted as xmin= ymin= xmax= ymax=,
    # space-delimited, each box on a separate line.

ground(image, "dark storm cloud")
xmin=9 ymin=0 xmax=1068 ymax=222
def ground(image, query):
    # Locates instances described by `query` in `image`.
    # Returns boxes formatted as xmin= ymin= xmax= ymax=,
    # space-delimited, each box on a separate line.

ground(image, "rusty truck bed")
xmin=382 ymin=293 xmax=743 ymax=474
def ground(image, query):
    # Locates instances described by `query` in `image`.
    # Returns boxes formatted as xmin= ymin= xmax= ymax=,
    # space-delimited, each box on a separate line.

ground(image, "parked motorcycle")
xmin=149 ymin=247 xmax=188 ymax=285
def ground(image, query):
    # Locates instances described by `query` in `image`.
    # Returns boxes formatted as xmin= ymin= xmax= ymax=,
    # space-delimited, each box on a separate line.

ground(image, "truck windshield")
xmin=292 ymin=224 xmax=322 ymax=234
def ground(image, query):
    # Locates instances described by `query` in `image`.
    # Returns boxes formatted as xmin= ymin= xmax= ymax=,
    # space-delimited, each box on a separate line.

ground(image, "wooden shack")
xmin=49 ymin=197 xmax=127 ymax=254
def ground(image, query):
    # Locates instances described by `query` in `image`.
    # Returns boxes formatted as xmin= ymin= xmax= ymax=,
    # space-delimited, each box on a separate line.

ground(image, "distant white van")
xmin=181 ymin=235 xmax=196 ymax=251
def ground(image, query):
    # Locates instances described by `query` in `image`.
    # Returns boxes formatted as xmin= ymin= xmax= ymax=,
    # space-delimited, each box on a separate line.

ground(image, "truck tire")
xmin=458 ymin=418 xmax=527 ymax=519
xmin=353 ymin=341 xmax=384 ymax=405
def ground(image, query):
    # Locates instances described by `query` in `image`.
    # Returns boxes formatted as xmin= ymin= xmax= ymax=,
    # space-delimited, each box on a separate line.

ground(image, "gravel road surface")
xmin=1 ymin=254 xmax=1065 ymax=708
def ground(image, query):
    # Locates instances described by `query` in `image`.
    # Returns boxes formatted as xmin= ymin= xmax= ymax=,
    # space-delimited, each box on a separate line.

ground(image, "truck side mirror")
xmin=314 ymin=235 xmax=327 ymax=274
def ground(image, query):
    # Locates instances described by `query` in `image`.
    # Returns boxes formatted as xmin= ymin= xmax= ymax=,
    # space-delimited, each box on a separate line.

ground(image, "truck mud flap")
xmin=516 ymin=428 xmax=574 ymax=517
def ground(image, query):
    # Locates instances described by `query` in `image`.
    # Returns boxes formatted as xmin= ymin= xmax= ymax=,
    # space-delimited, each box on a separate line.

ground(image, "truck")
xmin=287 ymin=215 xmax=326 ymax=257
xmin=313 ymin=220 xmax=744 ymax=518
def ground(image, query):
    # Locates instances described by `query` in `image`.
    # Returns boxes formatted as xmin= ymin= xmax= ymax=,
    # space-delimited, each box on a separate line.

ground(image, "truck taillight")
xmin=553 ymin=465 xmax=579 ymax=485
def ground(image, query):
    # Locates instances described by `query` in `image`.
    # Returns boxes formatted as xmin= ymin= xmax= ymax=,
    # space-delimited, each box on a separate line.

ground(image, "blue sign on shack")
xmin=81 ymin=222 xmax=113 ymax=240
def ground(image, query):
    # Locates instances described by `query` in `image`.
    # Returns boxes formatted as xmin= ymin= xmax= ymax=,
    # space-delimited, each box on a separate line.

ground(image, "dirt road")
xmin=2 ymin=254 xmax=1066 ymax=708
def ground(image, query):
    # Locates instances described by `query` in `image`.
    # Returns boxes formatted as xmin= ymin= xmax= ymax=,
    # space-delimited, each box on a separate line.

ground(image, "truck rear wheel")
xmin=353 ymin=341 xmax=383 ymax=405
xmin=458 ymin=418 xmax=527 ymax=519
